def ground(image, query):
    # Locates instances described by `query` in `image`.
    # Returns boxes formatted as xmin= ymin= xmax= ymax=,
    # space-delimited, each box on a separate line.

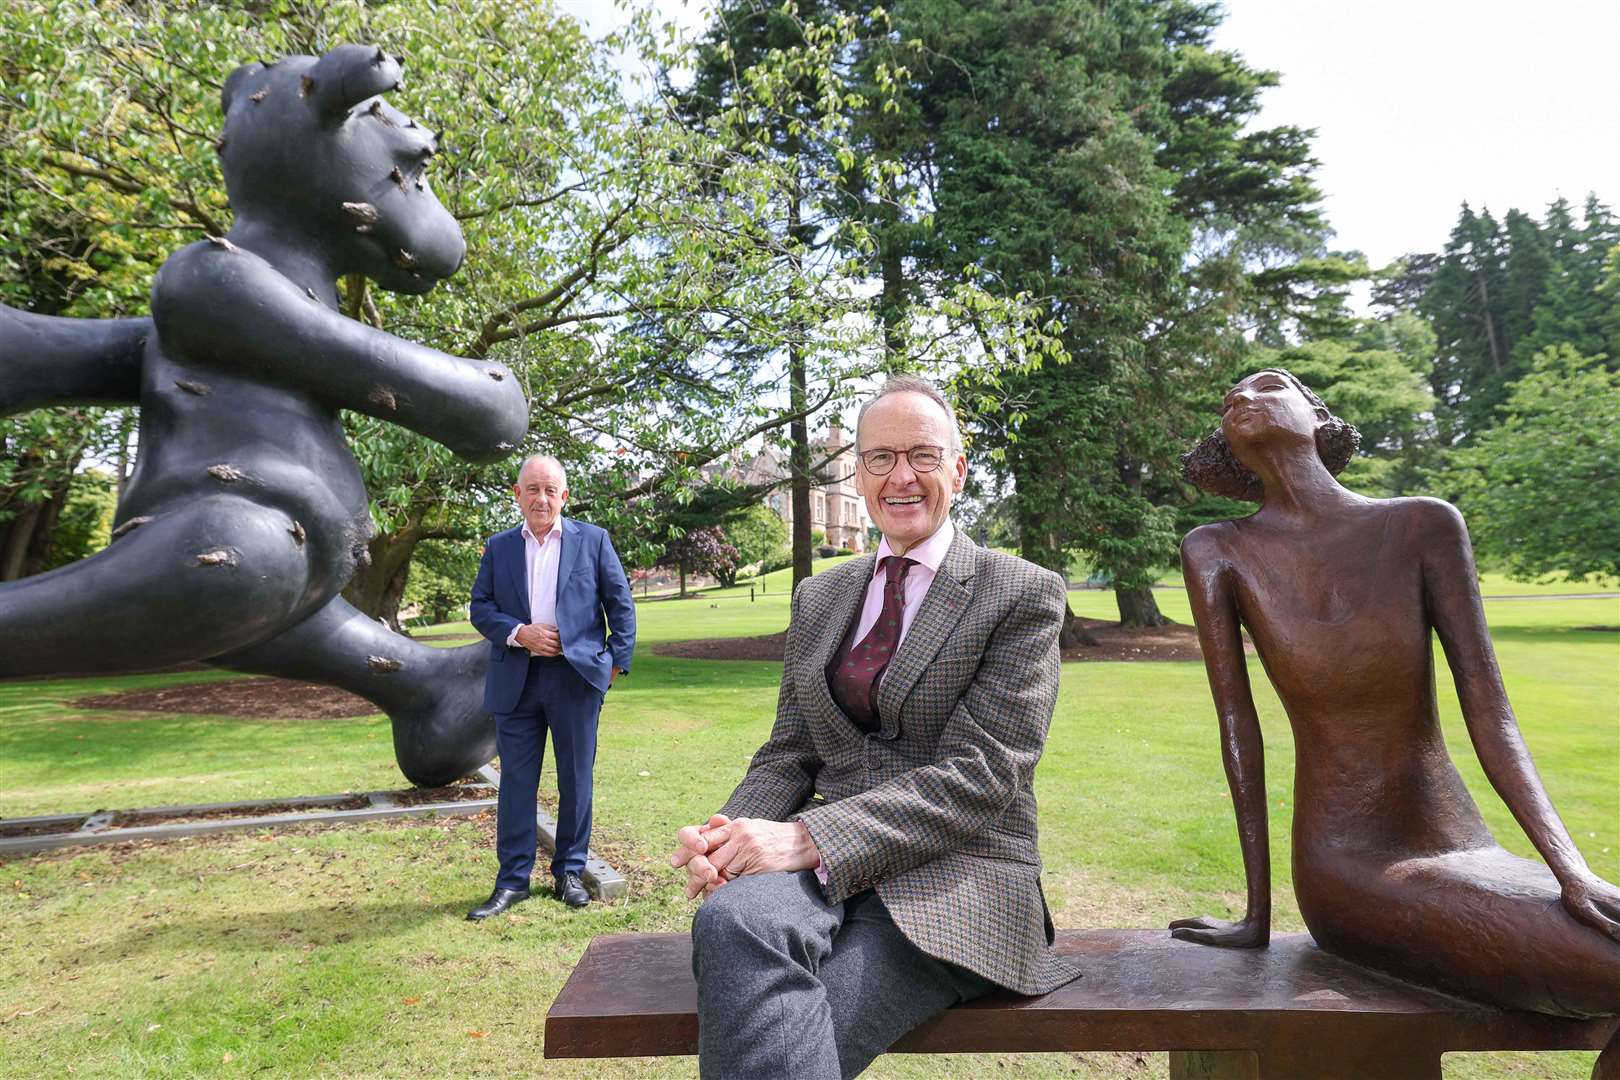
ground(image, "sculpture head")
xmin=1180 ymin=369 xmax=1360 ymax=501
xmin=219 ymin=45 xmax=465 ymax=294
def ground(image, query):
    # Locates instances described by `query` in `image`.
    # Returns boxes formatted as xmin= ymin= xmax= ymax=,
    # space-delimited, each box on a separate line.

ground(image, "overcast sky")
xmin=561 ymin=0 xmax=1619 ymax=269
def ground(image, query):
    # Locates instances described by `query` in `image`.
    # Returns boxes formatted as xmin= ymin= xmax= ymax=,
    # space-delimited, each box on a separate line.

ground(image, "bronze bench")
xmin=545 ymin=929 xmax=1617 ymax=1078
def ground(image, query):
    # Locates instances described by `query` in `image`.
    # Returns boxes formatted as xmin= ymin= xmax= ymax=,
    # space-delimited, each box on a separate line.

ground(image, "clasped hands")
xmin=514 ymin=622 xmax=561 ymax=657
xmin=669 ymin=814 xmax=820 ymax=900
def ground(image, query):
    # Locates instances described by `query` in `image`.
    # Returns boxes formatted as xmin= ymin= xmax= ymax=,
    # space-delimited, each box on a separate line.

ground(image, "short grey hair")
xmin=855 ymin=375 xmax=964 ymax=452
xmin=516 ymin=454 xmax=568 ymax=487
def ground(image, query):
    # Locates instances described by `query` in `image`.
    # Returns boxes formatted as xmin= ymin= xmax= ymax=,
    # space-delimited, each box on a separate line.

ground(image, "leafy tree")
xmin=1380 ymin=195 xmax=1617 ymax=445
xmin=1445 ymin=345 xmax=1618 ymax=581
xmin=889 ymin=0 xmax=1331 ymax=631
xmin=724 ymin=503 xmax=789 ymax=571
xmin=658 ymin=526 xmax=740 ymax=594
xmin=1248 ymin=313 xmax=1438 ymax=497
xmin=0 ymin=0 xmax=950 ymax=624
xmin=401 ymin=538 xmax=483 ymax=628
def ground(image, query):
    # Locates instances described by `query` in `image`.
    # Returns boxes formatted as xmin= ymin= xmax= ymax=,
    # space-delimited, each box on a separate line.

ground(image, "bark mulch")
xmin=652 ymin=617 xmax=1252 ymax=664
xmin=71 ymin=677 xmax=377 ymax=719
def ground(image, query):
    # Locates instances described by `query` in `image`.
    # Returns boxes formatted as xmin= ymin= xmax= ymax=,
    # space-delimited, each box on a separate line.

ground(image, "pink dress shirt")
xmin=505 ymin=517 xmax=564 ymax=650
xmin=848 ymin=517 xmax=955 ymax=650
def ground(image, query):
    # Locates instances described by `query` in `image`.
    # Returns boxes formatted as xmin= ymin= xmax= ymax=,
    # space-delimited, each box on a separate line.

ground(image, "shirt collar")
xmin=873 ymin=517 xmax=954 ymax=578
xmin=520 ymin=516 xmax=565 ymax=544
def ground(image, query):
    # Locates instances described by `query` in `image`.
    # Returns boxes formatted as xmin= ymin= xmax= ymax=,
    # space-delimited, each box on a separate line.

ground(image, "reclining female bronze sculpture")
xmin=1174 ymin=369 xmax=1618 ymax=1074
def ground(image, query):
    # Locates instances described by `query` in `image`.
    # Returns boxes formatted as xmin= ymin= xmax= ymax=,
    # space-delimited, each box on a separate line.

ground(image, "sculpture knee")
xmin=92 ymin=496 xmax=316 ymax=650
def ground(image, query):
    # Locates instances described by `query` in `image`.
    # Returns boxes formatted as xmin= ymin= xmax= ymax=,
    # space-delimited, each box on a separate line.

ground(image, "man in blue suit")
xmin=467 ymin=454 xmax=635 ymax=917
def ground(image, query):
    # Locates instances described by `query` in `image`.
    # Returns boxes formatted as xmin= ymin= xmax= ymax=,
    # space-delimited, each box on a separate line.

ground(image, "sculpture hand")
xmin=1561 ymin=874 xmax=1620 ymax=943
xmin=1169 ymin=914 xmax=1268 ymax=949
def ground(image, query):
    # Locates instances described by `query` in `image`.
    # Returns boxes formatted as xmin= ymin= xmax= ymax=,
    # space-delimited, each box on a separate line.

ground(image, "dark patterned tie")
xmin=828 ymin=555 xmax=914 ymax=732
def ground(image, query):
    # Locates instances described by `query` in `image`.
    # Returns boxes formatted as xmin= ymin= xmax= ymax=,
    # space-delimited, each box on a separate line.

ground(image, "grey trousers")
xmin=690 ymin=870 xmax=995 ymax=1079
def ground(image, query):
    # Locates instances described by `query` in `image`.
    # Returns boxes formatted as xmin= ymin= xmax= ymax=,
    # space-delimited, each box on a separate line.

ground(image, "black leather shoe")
xmin=466 ymin=887 xmax=530 ymax=921
xmin=554 ymin=873 xmax=590 ymax=908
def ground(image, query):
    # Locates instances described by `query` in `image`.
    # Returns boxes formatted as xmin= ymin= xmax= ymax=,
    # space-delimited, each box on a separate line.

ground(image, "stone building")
xmin=741 ymin=427 xmax=870 ymax=552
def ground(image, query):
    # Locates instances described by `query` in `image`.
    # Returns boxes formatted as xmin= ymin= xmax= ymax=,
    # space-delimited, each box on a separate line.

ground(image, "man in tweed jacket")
xmin=671 ymin=377 xmax=1079 ymax=1078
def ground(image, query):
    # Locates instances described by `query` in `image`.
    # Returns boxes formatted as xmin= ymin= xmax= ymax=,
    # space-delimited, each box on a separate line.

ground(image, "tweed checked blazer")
xmin=717 ymin=529 xmax=1081 ymax=995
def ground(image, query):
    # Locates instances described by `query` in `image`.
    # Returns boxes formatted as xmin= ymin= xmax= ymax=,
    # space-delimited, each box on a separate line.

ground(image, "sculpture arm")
xmin=151 ymin=244 xmax=527 ymax=462
xmin=0 ymin=305 xmax=148 ymax=416
xmin=1171 ymin=526 xmax=1270 ymax=947
xmin=1418 ymin=498 xmax=1596 ymax=885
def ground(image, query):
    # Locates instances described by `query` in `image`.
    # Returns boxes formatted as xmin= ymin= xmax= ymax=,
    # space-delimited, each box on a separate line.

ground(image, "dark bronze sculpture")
xmin=1173 ymin=369 xmax=1619 ymax=1073
xmin=0 ymin=46 xmax=527 ymax=786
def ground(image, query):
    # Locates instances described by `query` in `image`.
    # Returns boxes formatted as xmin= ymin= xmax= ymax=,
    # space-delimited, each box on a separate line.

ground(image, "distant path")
xmin=1069 ymin=584 xmax=1619 ymax=602
xmin=1481 ymin=593 xmax=1619 ymax=601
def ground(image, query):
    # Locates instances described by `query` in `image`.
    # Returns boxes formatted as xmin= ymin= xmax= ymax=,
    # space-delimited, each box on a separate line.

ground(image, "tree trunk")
xmin=678 ymin=560 xmax=687 ymax=598
xmin=1112 ymin=444 xmax=1168 ymax=628
xmin=0 ymin=498 xmax=43 ymax=582
xmin=21 ymin=476 xmax=74 ymax=578
xmin=1114 ymin=583 xmax=1168 ymax=628
xmin=1058 ymin=602 xmax=1099 ymax=649
xmin=879 ymin=226 xmax=906 ymax=360
xmin=787 ymin=155 xmax=814 ymax=590
xmin=342 ymin=524 xmax=422 ymax=633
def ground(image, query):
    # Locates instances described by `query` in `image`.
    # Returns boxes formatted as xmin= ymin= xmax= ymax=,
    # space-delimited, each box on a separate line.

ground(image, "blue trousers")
xmin=494 ymin=656 xmax=603 ymax=890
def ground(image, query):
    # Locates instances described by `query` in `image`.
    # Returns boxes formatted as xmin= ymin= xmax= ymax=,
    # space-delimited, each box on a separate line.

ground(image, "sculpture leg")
xmin=0 ymin=495 xmax=313 ymax=677
xmin=211 ymin=595 xmax=494 ymax=786
xmin=1596 ymin=1028 xmax=1619 ymax=1080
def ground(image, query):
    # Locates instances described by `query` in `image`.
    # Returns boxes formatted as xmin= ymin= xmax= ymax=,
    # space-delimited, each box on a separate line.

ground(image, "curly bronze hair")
xmin=1180 ymin=369 xmax=1362 ymax=502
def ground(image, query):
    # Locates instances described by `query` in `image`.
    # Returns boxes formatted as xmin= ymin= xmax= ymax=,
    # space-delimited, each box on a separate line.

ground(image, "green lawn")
xmin=1 ymin=579 xmax=1615 ymax=1078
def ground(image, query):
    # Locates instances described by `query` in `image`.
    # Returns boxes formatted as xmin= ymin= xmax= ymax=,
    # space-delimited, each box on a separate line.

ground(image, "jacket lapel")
xmin=501 ymin=527 xmax=531 ymax=623
xmin=874 ymin=530 xmax=978 ymax=738
xmin=802 ymin=555 xmax=875 ymax=730
xmin=554 ymin=518 xmax=583 ymax=595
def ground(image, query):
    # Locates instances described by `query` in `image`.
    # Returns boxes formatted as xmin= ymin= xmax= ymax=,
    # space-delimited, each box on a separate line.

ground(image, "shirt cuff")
xmin=505 ymin=625 xmax=523 ymax=647
xmin=814 ymin=858 xmax=828 ymax=887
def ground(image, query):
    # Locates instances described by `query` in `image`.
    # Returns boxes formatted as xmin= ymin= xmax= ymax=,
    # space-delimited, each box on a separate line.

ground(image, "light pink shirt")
xmin=849 ymin=517 xmax=955 ymax=649
xmin=505 ymin=517 xmax=564 ymax=649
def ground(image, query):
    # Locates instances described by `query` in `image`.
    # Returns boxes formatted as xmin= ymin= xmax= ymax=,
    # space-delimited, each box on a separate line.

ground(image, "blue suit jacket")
xmin=469 ymin=518 xmax=636 ymax=713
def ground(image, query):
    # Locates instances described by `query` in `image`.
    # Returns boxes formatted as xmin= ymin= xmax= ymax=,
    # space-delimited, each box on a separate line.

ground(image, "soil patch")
xmin=71 ymin=677 xmax=377 ymax=719
xmin=108 ymin=797 xmax=373 ymax=828
xmin=654 ymin=631 xmax=787 ymax=662
xmin=412 ymin=632 xmax=481 ymax=642
xmin=1058 ymin=615 xmax=1253 ymax=663
xmin=387 ymin=783 xmax=496 ymax=807
xmin=653 ymin=619 xmax=1250 ymax=663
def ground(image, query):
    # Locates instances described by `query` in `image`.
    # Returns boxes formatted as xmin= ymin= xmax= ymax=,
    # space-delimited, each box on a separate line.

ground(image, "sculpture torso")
xmin=1213 ymin=499 xmax=1496 ymax=871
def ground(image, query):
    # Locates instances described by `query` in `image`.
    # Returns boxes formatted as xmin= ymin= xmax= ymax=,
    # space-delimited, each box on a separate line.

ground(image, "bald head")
xmin=517 ymin=454 xmax=567 ymax=488
xmin=513 ymin=454 xmax=568 ymax=535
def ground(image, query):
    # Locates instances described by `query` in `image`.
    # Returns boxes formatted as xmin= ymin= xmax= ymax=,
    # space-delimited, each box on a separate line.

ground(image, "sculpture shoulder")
xmin=1181 ymin=520 xmax=1240 ymax=568
xmin=1390 ymin=495 xmax=1468 ymax=535
xmin=151 ymin=240 xmax=287 ymax=323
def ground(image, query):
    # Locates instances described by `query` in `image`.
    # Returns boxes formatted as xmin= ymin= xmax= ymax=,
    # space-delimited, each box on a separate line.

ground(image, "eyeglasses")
xmin=856 ymin=445 xmax=947 ymax=476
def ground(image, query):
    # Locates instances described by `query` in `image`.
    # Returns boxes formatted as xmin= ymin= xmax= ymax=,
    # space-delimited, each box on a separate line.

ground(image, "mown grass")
xmin=1 ymin=578 xmax=1615 ymax=1078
